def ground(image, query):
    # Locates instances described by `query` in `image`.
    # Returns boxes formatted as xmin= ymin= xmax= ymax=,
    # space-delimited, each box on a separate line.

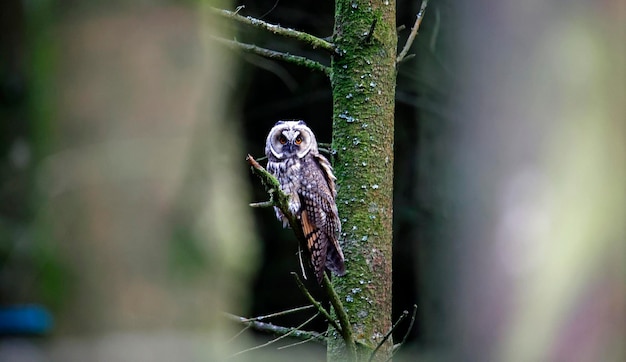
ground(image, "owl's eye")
xmin=294 ymin=136 xmax=303 ymax=145
xmin=278 ymin=135 xmax=287 ymax=145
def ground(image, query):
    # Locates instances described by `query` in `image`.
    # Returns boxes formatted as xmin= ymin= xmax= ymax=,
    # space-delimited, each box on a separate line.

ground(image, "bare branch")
xmin=396 ymin=0 xmax=429 ymax=64
xmin=225 ymin=313 xmax=325 ymax=343
xmin=249 ymin=201 xmax=274 ymax=208
xmin=297 ymin=245 xmax=309 ymax=280
xmin=215 ymin=38 xmax=330 ymax=76
xmin=369 ymin=310 xmax=409 ymax=362
xmin=292 ymin=272 xmax=343 ymax=335
xmin=210 ymin=8 xmax=336 ymax=54
xmin=233 ymin=5 xmax=245 ymax=14
xmin=227 ymin=324 xmax=251 ymax=343
xmin=238 ymin=304 xmax=315 ymax=322
xmin=229 ymin=312 xmax=322 ymax=357
xmin=278 ymin=331 xmax=328 ymax=350
xmin=429 ymin=6 xmax=441 ymax=52
xmin=387 ymin=304 xmax=418 ymax=361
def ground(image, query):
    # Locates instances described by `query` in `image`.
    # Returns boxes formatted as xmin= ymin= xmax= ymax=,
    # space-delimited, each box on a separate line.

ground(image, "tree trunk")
xmin=329 ymin=0 xmax=396 ymax=360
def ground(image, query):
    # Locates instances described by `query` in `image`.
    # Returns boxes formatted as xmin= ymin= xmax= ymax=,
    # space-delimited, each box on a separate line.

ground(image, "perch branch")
xmin=247 ymin=155 xmax=295 ymax=227
xmin=369 ymin=309 xmax=410 ymax=361
xmin=396 ymin=0 xmax=428 ymax=64
xmin=214 ymin=38 xmax=330 ymax=76
xmin=247 ymin=155 xmax=313 ymax=273
xmin=248 ymin=155 xmax=356 ymax=358
xmin=229 ymin=312 xmax=321 ymax=357
xmin=210 ymin=8 xmax=336 ymax=53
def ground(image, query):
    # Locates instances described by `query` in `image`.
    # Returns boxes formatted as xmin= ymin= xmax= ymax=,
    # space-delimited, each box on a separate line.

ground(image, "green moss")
xmin=328 ymin=0 xmax=397 ymax=360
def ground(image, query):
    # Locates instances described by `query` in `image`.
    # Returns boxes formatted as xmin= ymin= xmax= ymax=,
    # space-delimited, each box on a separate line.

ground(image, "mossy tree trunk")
xmin=329 ymin=0 xmax=397 ymax=360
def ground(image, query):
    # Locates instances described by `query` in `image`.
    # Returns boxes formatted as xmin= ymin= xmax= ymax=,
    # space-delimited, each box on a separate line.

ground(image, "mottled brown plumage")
xmin=265 ymin=120 xmax=345 ymax=283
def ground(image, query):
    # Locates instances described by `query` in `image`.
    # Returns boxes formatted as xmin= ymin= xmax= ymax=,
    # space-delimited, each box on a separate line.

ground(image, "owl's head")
xmin=265 ymin=120 xmax=319 ymax=159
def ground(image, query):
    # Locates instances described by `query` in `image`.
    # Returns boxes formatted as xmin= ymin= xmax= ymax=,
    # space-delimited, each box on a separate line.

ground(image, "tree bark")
xmin=329 ymin=0 xmax=396 ymax=360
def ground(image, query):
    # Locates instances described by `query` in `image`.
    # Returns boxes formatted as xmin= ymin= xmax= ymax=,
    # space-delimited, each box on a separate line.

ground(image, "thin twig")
xmin=429 ymin=6 xmax=440 ymax=52
xmin=363 ymin=18 xmax=378 ymax=43
xmin=292 ymin=272 xmax=343 ymax=335
xmin=224 ymin=313 xmax=325 ymax=343
xmin=396 ymin=0 xmax=428 ymax=64
xmin=369 ymin=310 xmax=409 ymax=362
xmin=214 ymin=37 xmax=331 ymax=76
xmin=387 ymin=304 xmax=418 ymax=361
xmin=277 ymin=330 xmax=328 ymax=350
xmin=229 ymin=312 xmax=321 ymax=358
xmin=227 ymin=324 xmax=251 ymax=343
xmin=297 ymin=245 xmax=309 ymax=280
xmin=259 ymin=0 xmax=279 ymax=19
xmin=317 ymin=148 xmax=335 ymax=161
xmin=210 ymin=8 xmax=336 ymax=53
xmin=238 ymin=305 xmax=315 ymax=322
xmin=250 ymin=201 xmax=274 ymax=208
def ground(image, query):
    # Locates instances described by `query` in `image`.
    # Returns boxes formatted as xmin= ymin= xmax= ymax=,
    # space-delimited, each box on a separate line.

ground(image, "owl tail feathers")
xmin=326 ymin=246 xmax=346 ymax=277
xmin=313 ymin=253 xmax=345 ymax=284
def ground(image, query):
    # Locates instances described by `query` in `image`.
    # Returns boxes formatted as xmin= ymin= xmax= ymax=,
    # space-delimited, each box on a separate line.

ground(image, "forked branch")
xmin=214 ymin=38 xmax=330 ymax=76
xmin=246 ymin=154 xmax=298 ymax=229
xmin=397 ymin=0 xmax=429 ymax=64
xmin=225 ymin=312 xmax=326 ymax=343
xmin=210 ymin=8 xmax=336 ymax=54
xmin=369 ymin=309 xmax=410 ymax=361
xmin=229 ymin=312 xmax=321 ymax=357
xmin=388 ymin=304 xmax=418 ymax=361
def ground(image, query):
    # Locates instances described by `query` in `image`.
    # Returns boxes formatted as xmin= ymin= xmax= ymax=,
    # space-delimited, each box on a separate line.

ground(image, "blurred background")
xmin=0 ymin=0 xmax=624 ymax=361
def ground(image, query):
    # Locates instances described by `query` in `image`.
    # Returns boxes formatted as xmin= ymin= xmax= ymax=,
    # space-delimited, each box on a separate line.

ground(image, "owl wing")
xmin=299 ymin=154 xmax=345 ymax=283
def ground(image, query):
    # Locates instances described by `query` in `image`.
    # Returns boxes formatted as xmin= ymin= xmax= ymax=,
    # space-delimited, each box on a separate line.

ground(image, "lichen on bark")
xmin=329 ymin=0 xmax=397 ymax=360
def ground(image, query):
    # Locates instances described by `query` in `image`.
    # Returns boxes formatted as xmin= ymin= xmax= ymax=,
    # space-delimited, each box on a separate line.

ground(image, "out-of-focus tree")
xmin=2 ymin=0 xmax=261 ymax=361
xmin=448 ymin=1 xmax=625 ymax=361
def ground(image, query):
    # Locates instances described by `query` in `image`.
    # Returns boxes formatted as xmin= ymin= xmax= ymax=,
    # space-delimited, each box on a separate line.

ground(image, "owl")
xmin=265 ymin=120 xmax=346 ymax=283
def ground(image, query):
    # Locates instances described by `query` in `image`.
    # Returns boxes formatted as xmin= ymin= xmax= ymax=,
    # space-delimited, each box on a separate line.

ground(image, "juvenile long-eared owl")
xmin=265 ymin=120 xmax=345 ymax=283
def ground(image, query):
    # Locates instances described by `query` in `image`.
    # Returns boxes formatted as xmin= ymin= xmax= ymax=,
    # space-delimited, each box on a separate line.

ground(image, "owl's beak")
xmin=283 ymin=142 xmax=297 ymax=154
